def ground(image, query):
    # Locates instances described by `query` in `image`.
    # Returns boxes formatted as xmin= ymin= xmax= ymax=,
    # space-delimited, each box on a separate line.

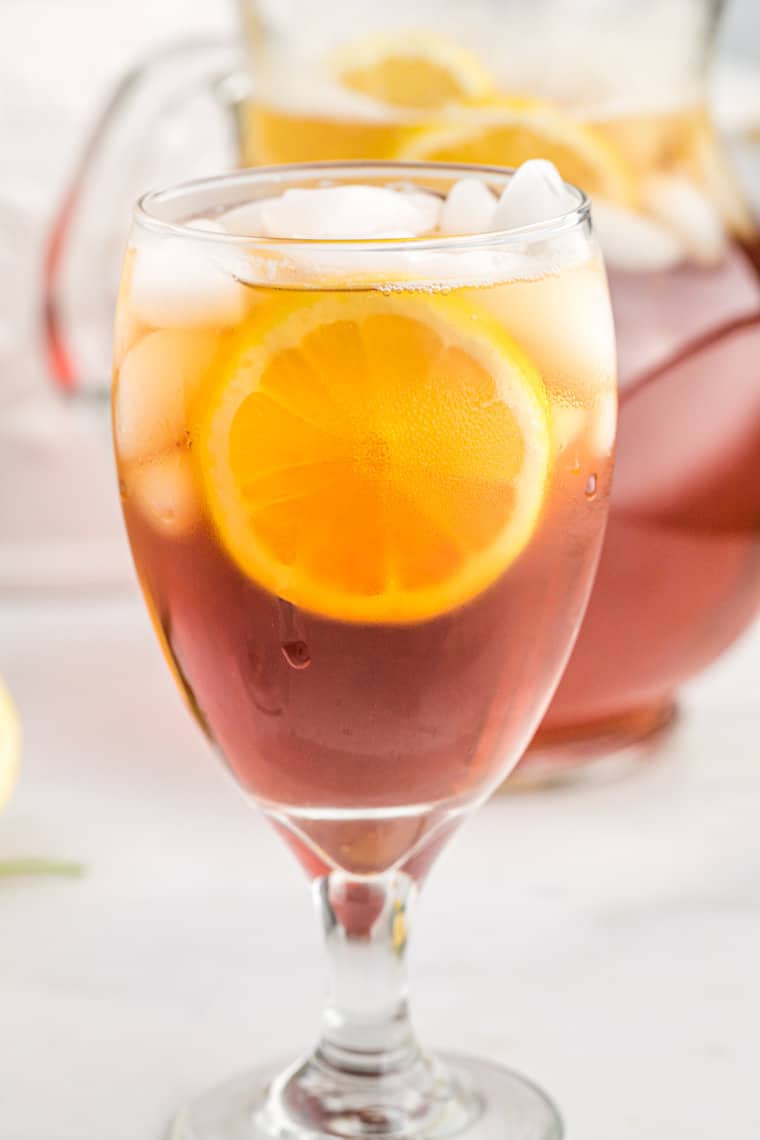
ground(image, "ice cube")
xmin=404 ymin=190 xmax=443 ymax=235
xmin=116 ymin=329 xmax=219 ymax=461
xmin=217 ymin=178 xmax=592 ymax=289
xmin=219 ymin=199 xmax=275 ymax=236
xmin=114 ymin=247 xmax=148 ymax=367
xmin=491 ymin=160 xmax=577 ymax=231
xmin=551 ymin=403 xmax=589 ymax=453
xmin=551 ymin=388 xmax=616 ymax=464
xmin=591 ymin=200 xmax=684 ymax=271
xmin=131 ymin=236 xmax=248 ymax=327
xmin=473 ymin=262 xmax=616 ymax=393
xmin=186 ymin=217 xmax=227 ymax=233
xmin=643 ymin=175 xmax=726 ymax=267
xmin=221 ymin=188 xmax=440 ymax=240
xmin=438 ymin=178 xmax=497 ymax=235
xmin=128 ymin=452 xmax=200 ymax=537
xmin=256 ymin=186 xmax=439 ymax=239
xmin=591 ymin=388 xmax=617 ymax=457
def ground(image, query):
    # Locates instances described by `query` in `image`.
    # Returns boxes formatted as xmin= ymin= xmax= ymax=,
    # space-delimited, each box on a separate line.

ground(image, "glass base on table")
xmin=169 ymin=1052 xmax=562 ymax=1140
xmin=509 ymin=700 xmax=679 ymax=791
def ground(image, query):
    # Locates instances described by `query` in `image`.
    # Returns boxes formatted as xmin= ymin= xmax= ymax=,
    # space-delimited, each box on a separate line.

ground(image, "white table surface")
xmin=0 ymin=589 xmax=758 ymax=1140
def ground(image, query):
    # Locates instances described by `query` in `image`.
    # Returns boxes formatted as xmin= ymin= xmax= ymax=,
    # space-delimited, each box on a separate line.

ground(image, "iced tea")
xmin=114 ymin=168 xmax=615 ymax=873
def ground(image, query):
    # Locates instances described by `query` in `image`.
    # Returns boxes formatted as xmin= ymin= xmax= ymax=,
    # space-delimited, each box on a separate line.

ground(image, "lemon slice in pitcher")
xmin=336 ymin=33 xmax=496 ymax=110
xmin=404 ymin=104 xmax=635 ymax=204
xmin=195 ymin=293 xmax=552 ymax=624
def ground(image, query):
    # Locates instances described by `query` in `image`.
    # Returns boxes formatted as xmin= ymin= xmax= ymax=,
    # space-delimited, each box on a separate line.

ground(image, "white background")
xmin=1 ymin=2 xmax=759 ymax=1138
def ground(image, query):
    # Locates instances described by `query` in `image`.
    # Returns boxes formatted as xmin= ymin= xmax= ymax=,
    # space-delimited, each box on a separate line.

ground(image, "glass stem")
xmin=313 ymin=870 xmax=420 ymax=1077
xmin=258 ymin=870 xmax=480 ymax=1140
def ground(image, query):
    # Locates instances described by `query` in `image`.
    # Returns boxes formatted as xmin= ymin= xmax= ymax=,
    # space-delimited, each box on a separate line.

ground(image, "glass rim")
xmin=135 ymin=160 xmax=591 ymax=252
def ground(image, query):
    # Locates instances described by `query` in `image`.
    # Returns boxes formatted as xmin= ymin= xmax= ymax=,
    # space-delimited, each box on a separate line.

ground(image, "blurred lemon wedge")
xmin=0 ymin=683 xmax=84 ymax=879
xmin=0 ymin=679 xmax=20 ymax=810
xmin=403 ymin=103 xmax=636 ymax=205
xmin=335 ymin=33 xmax=496 ymax=109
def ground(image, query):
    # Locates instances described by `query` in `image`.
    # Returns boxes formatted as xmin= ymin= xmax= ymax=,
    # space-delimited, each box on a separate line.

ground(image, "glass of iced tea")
xmin=113 ymin=160 xmax=615 ymax=1139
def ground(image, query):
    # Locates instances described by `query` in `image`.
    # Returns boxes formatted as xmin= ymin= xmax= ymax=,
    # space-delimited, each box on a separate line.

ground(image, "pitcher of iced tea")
xmin=49 ymin=0 xmax=760 ymax=778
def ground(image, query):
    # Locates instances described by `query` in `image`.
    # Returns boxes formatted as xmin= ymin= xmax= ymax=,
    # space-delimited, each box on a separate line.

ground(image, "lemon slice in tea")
xmin=196 ymin=294 xmax=551 ymax=624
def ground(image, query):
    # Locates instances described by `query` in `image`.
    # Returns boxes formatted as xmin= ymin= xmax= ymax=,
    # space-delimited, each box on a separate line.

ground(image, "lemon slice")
xmin=0 ymin=679 xmax=84 ymax=879
xmin=242 ymin=103 xmax=421 ymax=165
xmin=195 ymin=292 xmax=551 ymax=624
xmin=0 ymin=679 xmax=21 ymax=810
xmin=404 ymin=104 xmax=636 ymax=204
xmin=336 ymin=33 xmax=496 ymax=110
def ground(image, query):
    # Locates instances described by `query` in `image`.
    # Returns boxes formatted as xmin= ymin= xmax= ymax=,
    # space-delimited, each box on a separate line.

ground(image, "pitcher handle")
xmin=43 ymin=37 xmax=244 ymax=396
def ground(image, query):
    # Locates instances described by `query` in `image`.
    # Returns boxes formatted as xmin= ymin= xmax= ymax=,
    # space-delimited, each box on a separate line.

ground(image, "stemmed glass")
xmin=112 ymin=161 xmax=616 ymax=1140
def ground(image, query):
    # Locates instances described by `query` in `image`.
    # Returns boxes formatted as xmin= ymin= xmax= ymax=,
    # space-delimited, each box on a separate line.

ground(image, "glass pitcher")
xmin=48 ymin=0 xmax=760 ymax=778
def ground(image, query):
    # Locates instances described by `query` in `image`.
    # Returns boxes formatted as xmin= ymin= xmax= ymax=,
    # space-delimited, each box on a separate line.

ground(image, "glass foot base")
xmin=169 ymin=1052 xmax=562 ymax=1140
xmin=508 ymin=700 xmax=679 ymax=791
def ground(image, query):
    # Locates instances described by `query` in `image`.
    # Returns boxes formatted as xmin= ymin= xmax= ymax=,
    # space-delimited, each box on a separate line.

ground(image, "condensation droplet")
xmin=585 ymin=473 xmax=598 ymax=500
xmin=281 ymin=640 xmax=311 ymax=670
